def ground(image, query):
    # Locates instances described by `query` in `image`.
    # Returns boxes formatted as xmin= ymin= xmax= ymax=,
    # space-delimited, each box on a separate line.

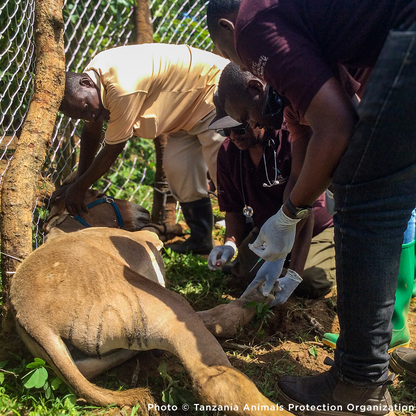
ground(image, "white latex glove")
xmin=325 ymin=188 xmax=336 ymax=216
xmin=241 ymin=257 xmax=286 ymax=298
xmin=269 ymin=269 xmax=303 ymax=307
xmin=207 ymin=241 xmax=237 ymax=271
xmin=249 ymin=206 xmax=301 ymax=261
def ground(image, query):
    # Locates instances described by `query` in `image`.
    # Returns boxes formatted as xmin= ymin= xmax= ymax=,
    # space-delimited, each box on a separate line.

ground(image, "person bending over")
xmin=56 ymin=43 xmax=229 ymax=255
xmin=207 ymin=116 xmax=334 ymax=299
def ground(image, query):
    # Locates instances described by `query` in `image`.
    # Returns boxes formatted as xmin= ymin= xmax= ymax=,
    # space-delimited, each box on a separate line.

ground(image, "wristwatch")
xmin=284 ymin=198 xmax=312 ymax=220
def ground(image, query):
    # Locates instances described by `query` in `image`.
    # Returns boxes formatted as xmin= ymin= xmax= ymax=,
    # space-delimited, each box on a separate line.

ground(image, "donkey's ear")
xmin=45 ymin=227 xmax=66 ymax=242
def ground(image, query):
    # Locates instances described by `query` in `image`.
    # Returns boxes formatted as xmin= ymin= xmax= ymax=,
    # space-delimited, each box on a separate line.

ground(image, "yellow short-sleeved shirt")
xmin=84 ymin=43 xmax=229 ymax=144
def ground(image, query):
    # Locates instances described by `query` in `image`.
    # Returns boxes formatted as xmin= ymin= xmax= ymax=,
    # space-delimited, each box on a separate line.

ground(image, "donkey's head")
xmin=44 ymin=189 xmax=150 ymax=234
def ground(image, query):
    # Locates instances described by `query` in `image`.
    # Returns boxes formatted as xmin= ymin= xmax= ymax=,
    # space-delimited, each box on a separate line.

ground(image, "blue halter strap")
xmin=72 ymin=196 xmax=124 ymax=228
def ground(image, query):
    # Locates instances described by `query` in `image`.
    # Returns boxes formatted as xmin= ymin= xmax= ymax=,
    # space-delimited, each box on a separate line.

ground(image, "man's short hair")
xmin=59 ymin=72 xmax=84 ymax=111
xmin=217 ymin=62 xmax=250 ymax=109
xmin=64 ymin=71 xmax=85 ymax=97
xmin=206 ymin=0 xmax=241 ymax=38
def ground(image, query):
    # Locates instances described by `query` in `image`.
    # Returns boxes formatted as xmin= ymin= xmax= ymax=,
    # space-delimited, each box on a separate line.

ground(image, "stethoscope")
xmin=240 ymin=137 xmax=286 ymax=218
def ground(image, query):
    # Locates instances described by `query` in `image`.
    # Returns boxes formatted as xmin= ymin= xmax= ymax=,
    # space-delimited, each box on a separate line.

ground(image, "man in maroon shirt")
xmin=208 ymin=118 xmax=335 ymax=299
xmin=207 ymin=0 xmax=416 ymax=414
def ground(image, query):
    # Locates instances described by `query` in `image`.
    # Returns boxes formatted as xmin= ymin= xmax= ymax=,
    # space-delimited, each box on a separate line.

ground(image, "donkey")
xmin=10 ymin=190 xmax=291 ymax=416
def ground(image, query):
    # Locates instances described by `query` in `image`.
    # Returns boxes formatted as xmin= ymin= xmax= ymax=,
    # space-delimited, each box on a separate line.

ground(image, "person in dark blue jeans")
xmin=207 ymin=0 xmax=416 ymax=414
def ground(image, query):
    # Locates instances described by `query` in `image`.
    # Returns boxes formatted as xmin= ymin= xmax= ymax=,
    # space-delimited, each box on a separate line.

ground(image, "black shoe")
xmin=277 ymin=366 xmax=394 ymax=416
xmin=390 ymin=347 xmax=416 ymax=382
xmin=166 ymin=238 xmax=213 ymax=255
xmin=167 ymin=197 xmax=214 ymax=255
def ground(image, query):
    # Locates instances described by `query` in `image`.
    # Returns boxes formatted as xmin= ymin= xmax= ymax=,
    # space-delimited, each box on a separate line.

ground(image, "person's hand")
xmin=249 ymin=207 xmax=301 ymax=261
xmin=50 ymin=183 xmax=71 ymax=204
xmin=64 ymin=183 xmax=89 ymax=216
xmin=269 ymin=269 xmax=303 ymax=307
xmin=241 ymin=257 xmax=286 ymax=298
xmin=207 ymin=241 xmax=237 ymax=271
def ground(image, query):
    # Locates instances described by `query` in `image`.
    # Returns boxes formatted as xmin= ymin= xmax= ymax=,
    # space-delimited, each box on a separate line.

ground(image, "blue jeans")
xmin=331 ymin=26 xmax=416 ymax=384
xmin=403 ymin=208 xmax=416 ymax=244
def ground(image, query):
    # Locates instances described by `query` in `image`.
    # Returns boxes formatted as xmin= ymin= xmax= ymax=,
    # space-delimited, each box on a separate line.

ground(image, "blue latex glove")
xmin=269 ymin=269 xmax=303 ymax=307
xmin=241 ymin=257 xmax=286 ymax=298
xmin=249 ymin=207 xmax=301 ymax=261
xmin=207 ymin=241 xmax=236 ymax=271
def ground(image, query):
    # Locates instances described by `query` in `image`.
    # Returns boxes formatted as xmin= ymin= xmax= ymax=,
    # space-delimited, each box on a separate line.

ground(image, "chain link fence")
xmin=0 ymin=0 xmax=213 ymax=246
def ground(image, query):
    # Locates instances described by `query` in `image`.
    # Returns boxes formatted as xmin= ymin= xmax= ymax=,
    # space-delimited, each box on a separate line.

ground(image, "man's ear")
xmin=79 ymin=74 xmax=95 ymax=88
xmin=247 ymin=79 xmax=265 ymax=96
xmin=218 ymin=18 xmax=235 ymax=33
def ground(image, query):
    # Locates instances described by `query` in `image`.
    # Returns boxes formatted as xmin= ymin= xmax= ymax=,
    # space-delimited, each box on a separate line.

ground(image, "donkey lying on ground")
xmin=43 ymin=190 xmax=271 ymax=337
xmin=10 ymin=190 xmax=291 ymax=416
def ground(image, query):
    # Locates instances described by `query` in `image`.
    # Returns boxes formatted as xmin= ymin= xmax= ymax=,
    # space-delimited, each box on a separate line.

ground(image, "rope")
xmin=72 ymin=197 xmax=125 ymax=228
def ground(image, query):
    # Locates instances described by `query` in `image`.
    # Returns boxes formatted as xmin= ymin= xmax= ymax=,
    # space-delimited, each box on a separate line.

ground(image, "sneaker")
xmin=389 ymin=347 xmax=416 ymax=382
xmin=277 ymin=366 xmax=394 ymax=416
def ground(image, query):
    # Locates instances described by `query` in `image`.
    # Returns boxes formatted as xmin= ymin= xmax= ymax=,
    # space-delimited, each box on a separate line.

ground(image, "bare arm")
xmin=289 ymin=213 xmax=314 ymax=276
xmin=284 ymin=129 xmax=313 ymax=270
xmin=224 ymin=211 xmax=247 ymax=247
xmin=250 ymin=78 xmax=356 ymax=261
xmin=284 ymin=77 xmax=358 ymax=211
xmin=77 ymin=120 xmax=105 ymax=176
xmin=283 ymin=131 xmax=311 ymax=202
xmin=65 ymin=142 xmax=126 ymax=215
xmin=50 ymin=120 xmax=105 ymax=203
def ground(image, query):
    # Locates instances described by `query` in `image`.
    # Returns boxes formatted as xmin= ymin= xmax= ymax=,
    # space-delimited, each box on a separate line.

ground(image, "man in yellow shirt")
xmin=56 ymin=43 xmax=229 ymax=254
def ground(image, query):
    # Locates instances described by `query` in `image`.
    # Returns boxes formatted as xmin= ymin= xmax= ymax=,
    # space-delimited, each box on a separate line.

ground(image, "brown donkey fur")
xmin=10 ymin=191 xmax=292 ymax=415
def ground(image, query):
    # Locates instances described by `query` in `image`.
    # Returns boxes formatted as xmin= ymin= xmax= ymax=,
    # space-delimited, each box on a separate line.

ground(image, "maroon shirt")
xmin=235 ymin=0 xmax=416 ymax=117
xmin=216 ymin=128 xmax=333 ymax=234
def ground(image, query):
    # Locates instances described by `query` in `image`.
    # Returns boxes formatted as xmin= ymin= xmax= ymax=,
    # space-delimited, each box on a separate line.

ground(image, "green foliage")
xmin=0 ymin=356 xmax=84 ymax=415
xmin=32 ymin=206 xmax=50 ymax=249
xmin=308 ymin=345 xmax=319 ymax=360
xmin=213 ymin=224 xmax=226 ymax=242
xmin=152 ymin=0 xmax=213 ymax=50
xmin=0 ymin=1 xmax=35 ymax=136
xmin=389 ymin=377 xmax=416 ymax=412
xmin=21 ymin=358 xmax=68 ymax=400
xmin=158 ymin=361 xmax=195 ymax=406
xmin=94 ymin=138 xmax=156 ymax=210
xmin=163 ymin=248 xmax=230 ymax=310
xmin=63 ymin=0 xmax=136 ymax=73
xmin=244 ymin=299 xmax=274 ymax=337
xmin=244 ymin=300 xmax=274 ymax=324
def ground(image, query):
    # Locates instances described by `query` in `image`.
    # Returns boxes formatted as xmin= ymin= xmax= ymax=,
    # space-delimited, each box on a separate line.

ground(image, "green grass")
xmin=162 ymin=248 xmax=231 ymax=310
xmin=0 ymin=355 xmax=84 ymax=415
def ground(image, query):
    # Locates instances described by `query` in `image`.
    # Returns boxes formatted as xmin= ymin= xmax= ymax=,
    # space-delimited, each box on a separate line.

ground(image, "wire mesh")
xmin=0 ymin=0 xmax=36 ymax=188
xmin=0 ymin=0 xmax=213 ymax=246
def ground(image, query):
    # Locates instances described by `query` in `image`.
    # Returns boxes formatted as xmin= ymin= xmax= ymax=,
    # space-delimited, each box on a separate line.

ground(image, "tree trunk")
xmin=133 ymin=0 xmax=153 ymax=44
xmin=0 ymin=0 xmax=65 ymax=335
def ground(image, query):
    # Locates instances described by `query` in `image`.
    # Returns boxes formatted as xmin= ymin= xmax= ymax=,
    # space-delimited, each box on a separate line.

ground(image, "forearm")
xmin=224 ymin=211 xmax=246 ymax=246
xmin=286 ymin=77 xmax=358 ymax=209
xmin=75 ymin=142 xmax=125 ymax=191
xmin=78 ymin=120 xmax=104 ymax=176
xmin=289 ymin=213 xmax=314 ymax=276
xmin=286 ymin=133 xmax=344 ymax=208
